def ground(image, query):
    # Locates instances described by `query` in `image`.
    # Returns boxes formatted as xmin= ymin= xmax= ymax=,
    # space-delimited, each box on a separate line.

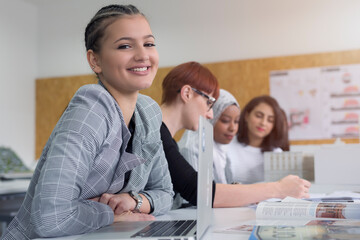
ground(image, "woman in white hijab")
xmin=178 ymin=89 xmax=240 ymax=183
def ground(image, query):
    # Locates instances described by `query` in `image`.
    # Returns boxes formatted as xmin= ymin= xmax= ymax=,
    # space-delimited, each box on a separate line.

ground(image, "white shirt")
xmin=226 ymin=139 xmax=282 ymax=184
xmin=213 ymin=142 xmax=229 ymax=184
xmin=178 ymin=130 xmax=230 ymax=184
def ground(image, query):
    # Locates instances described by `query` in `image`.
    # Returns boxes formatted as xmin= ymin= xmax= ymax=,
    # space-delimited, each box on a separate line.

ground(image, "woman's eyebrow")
xmin=114 ymin=37 xmax=132 ymax=44
xmin=144 ymin=34 xmax=155 ymax=40
xmin=113 ymin=34 xmax=155 ymax=44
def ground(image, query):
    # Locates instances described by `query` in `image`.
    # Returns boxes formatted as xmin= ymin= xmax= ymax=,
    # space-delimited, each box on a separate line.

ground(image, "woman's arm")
xmin=31 ymin=85 xmax=117 ymax=237
xmin=161 ymin=123 xmax=216 ymax=206
xmin=214 ymin=175 xmax=311 ymax=207
xmin=133 ymin=96 xmax=174 ymax=215
xmin=140 ymin=140 xmax=175 ymax=215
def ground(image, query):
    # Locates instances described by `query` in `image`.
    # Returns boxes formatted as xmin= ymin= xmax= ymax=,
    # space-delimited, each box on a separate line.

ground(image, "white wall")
xmin=36 ymin=0 xmax=360 ymax=78
xmin=2 ymin=0 xmax=360 ymax=166
xmin=0 ymin=0 xmax=37 ymax=167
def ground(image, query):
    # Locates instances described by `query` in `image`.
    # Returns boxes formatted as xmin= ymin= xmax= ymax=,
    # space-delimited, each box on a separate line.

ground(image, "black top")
xmin=160 ymin=122 xmax=216 ymax=206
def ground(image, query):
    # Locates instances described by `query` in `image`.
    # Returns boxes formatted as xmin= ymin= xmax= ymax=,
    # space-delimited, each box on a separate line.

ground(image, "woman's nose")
xmin=229 ymin=122 xmax=236 ymax=131
xmin=134 ymin=46 xmax=149 ymax=61
xmin=205 ymin=109 xmax=214 ymax=120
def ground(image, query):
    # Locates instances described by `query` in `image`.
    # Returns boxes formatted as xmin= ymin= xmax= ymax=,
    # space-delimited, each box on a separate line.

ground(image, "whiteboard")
xmin=270 ymin=64 xmax=360 ymax=140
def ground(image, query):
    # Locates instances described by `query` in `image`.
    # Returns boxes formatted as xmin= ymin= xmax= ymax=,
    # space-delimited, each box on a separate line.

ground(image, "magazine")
xmin=256 ymin=200 xmax=360 ymax=220
xmin=248 ymin=219 xmax=360 ymax=240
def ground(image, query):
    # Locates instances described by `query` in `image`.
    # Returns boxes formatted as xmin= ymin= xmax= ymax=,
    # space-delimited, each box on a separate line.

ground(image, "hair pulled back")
xmin=85 ymin=4 xmax=144 ymax=53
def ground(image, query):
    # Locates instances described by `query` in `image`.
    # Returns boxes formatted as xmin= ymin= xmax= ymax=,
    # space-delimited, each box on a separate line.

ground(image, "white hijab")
xmin=178 ymin=89 xmax=240 ymax=183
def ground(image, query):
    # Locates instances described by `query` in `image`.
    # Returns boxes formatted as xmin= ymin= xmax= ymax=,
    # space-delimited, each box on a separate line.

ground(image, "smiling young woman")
xmin=3 ymin=5 xmax=173 ymax=239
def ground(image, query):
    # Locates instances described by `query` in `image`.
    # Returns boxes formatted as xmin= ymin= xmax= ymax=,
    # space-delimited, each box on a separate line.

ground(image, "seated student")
xmin=179 ymin=89 xmax=240 ymax=184
xmin=226 ymin=95 xmax=291 ymax=184
xmin=179 ymin=90 xmax=310 ymax=187
xmin=160 ymin=62 xmax=311 ymax=209
xmin=3 ymin=4 xmax=173 ymax=239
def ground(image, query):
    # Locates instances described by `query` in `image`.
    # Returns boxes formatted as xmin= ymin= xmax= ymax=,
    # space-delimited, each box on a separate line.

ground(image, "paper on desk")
xmin=215 ymin=218 xmax=360 ymax=235
xmin=281 ymin=196 xmax=310 ymax=203
xmin=307 ymin=191 xmax=360 ymax=203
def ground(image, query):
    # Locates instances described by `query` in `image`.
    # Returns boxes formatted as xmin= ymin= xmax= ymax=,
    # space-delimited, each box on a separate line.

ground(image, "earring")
xmin=92 ymin=66 xmax=95 ymax=70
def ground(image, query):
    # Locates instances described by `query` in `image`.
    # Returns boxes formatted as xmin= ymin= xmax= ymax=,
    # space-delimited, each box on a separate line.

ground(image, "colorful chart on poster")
xmin=270 ymin=64 xmax=360 ymax=140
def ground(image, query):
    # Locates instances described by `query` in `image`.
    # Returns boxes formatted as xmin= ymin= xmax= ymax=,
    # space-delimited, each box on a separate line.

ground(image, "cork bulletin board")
xmin=35 ymin=49 xmax=360 ymax=159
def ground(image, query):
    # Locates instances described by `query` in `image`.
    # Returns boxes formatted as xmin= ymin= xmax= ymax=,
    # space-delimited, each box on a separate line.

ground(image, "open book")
xmin=256 ymin=200 xmax=360 ymax=220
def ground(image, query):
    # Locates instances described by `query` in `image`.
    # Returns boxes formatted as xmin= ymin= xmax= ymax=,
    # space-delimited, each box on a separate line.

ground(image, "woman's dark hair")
xmin=85 ymin=4 xmax=144 ymax=53
xmin=161 ymin=61 xmax=220 ymax=104
xmin=237 ymin=95 xmax=287 ymax=152
xmin=279 ymin=108 xmax=290 ymax=151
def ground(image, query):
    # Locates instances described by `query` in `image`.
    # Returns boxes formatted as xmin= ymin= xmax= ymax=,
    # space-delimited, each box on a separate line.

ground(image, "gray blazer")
xmin=3 ymin=84 xmax=174 ymax=239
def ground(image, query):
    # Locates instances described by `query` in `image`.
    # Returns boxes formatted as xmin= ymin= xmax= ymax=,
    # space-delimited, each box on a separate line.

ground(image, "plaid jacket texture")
xmin=2 ymin=84 xmax=173 ymax=239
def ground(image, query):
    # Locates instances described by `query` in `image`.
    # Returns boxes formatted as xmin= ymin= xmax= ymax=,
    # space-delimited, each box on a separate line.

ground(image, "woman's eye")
xmin=117 ymin=44 xmax=130 ymax=49
xmin=144 ymin=43 xmax=156 ymax=47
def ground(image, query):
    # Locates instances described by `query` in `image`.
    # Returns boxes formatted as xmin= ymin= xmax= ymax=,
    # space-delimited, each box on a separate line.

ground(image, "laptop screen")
xmin=196 ymin=116 xmax=214 ymax=239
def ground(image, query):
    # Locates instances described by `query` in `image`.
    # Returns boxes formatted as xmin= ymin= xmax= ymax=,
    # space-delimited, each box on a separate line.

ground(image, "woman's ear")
xmin=179 ymin=85 xmax=192 ymax=103
xmin=87 ymin=50 xmax=101 ymax=73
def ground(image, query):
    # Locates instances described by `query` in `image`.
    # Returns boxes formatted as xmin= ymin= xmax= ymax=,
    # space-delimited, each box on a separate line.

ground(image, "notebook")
xmin=76 ymin=116 xmax=214 ymax=240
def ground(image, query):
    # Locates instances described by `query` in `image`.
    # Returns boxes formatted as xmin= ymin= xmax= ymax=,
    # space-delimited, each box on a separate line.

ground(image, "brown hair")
xmin=161 ymin=61 xmax=220 ymax=104
xmin=279 ymin=108 xmax=290 ymax=151
xmin=237 ymin=95 xmax=287 ymax=152
xmin=85 ymin=4 xmax=144 ymax=53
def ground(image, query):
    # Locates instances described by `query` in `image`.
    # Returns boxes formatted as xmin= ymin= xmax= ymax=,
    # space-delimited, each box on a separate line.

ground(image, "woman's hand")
xmin=113 ymin=211 xmax=155 ymax=222
xmin=276 ymin=175 xmax=311 ymax=199
xmin=90 ymin=192 xmax=136 ymax=214
xmin=90 ymin=193 xmax=155 ymax=222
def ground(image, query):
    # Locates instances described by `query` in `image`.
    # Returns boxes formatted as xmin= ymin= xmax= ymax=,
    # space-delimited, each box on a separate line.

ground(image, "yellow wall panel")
xmin=36 ymin=49 xmax=360 ymax=159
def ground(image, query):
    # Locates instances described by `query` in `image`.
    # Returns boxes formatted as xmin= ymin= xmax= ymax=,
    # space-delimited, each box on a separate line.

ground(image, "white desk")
xmin=33 ymin=207 xmax=256 ymax=240
xmin=0 ymin=179 xmax=30 ymax=195
xmin=19 ymin=184 xmax=360 ymax=240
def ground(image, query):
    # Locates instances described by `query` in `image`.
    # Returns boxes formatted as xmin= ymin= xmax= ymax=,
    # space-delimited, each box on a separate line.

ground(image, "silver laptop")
xmin=77 ymin=116 xmax=213 ymax=240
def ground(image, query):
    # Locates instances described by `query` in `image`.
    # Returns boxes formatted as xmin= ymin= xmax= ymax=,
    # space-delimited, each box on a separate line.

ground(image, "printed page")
xmin=256 ymin=201 xmax=360 ymax=220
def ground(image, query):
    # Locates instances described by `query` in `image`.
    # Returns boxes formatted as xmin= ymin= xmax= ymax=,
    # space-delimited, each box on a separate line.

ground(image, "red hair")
xmin=161 ymin=61 xmax=219 ymax=104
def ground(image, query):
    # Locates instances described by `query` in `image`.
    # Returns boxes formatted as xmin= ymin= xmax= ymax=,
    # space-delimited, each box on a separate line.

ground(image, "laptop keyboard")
xmin=131 ymin=220 xmax=196 ymax=238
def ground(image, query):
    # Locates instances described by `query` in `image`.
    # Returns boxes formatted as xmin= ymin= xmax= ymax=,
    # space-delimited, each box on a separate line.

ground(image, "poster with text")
xmin=270 ymin=64 xmax=360 ymax=140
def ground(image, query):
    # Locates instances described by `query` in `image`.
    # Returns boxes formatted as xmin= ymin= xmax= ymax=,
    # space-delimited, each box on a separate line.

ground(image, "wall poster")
xmin=270 ymin=64 xmax=360 ymax=140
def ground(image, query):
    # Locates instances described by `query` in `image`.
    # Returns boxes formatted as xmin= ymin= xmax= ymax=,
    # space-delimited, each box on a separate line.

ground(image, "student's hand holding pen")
xmin=276 ymin=175 xmax=311 ymax=199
